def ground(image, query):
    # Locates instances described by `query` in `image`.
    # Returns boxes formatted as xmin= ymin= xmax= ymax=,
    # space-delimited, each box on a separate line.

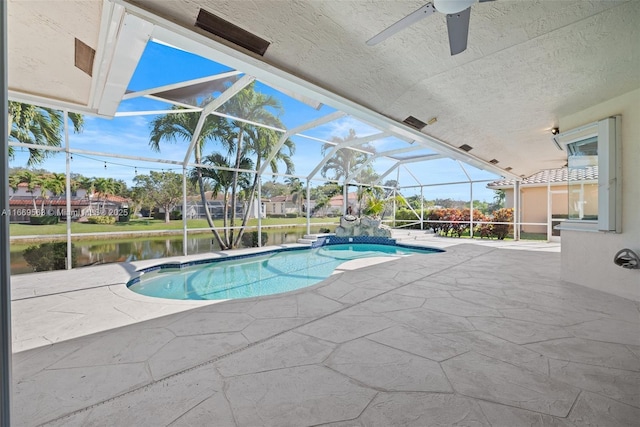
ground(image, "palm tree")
xmin=39 ymin=173 xmax=66 ymax=213
xmin=232 ymin=126 xmax=294 ymax=247
xmin=219 ymin=84 xmax=295 ymax=248
xmin=8 ymin=102 xmax=83 ymax=166
xmin=8 ymin=173 xmax=22 ymax=196
xmin=320 ymin=129 xmax=372 ymax=182
xmin=285 ymin=177 xmax=305 ymax=216
xmin=75 ymin=176 xmax=96 ymax=215
xmin=192 ymin=153 xmax=254 ymax=249
xmin=149 ymin=85 xmax=295 ymax=249
xmin=493 ymin=189 xmax=506 ymax=209
xmin=149 ymin=102 xmax=231 ymax=247
xmin=93 ymin=177 xmax=121 ymax=212
xmin=12 ymin=170 xmax=41 ymax=210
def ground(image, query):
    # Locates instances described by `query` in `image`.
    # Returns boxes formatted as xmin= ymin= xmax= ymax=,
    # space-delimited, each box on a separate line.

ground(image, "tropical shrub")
xmin=473 ymin=212 xmax=493 ymax=238
xmin=29 ymin=215 xmax=59 ymax=225
xmin=241 ymin=231 xmax=268 ymax=248
xmin=449 ymin=208 xmax=471 ymax=237
xmin=491 ymin=208 xmax=514 ymax=240
xmin=23 ymin=242 xmax=76 ymax=271
xmin=87 ymin=215 xmax=116 ymax=224
xmin=395 ymin=208 xmax=423 ymax=229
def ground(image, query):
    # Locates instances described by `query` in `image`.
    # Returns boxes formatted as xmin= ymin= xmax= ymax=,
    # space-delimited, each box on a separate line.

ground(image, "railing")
xmin=390 ymin=218 xmax=552 ymax=240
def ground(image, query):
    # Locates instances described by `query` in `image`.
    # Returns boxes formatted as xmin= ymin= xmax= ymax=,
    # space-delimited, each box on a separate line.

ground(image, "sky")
xmin=10 ymin=40 xmax=501 ymax=202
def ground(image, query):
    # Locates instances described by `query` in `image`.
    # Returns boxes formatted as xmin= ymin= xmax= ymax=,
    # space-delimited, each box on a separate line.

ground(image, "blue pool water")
xmin=127 ymin=243 xmax=441 ymax=300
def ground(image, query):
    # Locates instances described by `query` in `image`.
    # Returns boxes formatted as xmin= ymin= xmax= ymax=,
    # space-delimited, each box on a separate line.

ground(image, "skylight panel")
xmin=127 ymin=40 xmax=235 ymax=92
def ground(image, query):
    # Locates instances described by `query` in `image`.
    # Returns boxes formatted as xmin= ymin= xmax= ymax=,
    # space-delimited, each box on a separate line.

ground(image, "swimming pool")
xmin=127 ymin=243 xmax=441 ymax=301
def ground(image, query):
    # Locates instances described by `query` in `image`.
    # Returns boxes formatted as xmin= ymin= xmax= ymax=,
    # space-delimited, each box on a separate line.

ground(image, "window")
xmin=567 ymin=136 xmax=598 ymax=221
xmin=557 ymin=116 xmax=621 ymax=232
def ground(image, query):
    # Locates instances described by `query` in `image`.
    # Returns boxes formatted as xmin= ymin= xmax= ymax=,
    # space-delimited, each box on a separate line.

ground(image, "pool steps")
xmin=297 ymin=233 xmax=335 ymax=245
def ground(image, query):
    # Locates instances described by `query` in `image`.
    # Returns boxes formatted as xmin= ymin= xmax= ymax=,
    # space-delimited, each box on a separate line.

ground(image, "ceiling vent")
xmin=196 ymin=9 xmax=270 ymax=56
xmin=489 ymin=159 xmax=499 ymax=164
xmin=403 ymin=116 xmax=427 ymax=130
xmin=459 ymin=144 xmax=473 ymax=152
xmin=74 ymin=38 xmax=95 ymax=77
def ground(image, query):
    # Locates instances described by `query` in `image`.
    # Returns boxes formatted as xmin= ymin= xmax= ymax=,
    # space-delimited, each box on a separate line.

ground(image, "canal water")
xmin=10 ymin=227 xmax=327 ymax=275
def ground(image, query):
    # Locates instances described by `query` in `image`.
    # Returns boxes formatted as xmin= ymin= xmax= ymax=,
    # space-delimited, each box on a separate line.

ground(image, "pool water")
xmin=127 ymin=243 xmax=440 ymax=300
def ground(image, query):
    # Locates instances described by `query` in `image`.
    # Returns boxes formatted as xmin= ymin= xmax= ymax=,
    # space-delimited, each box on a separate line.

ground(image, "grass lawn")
xmin=9 ymin=217 xmax=340 ymax=237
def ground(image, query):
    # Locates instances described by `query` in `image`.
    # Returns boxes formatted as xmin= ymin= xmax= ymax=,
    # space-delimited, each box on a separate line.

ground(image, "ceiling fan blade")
xmin=446 ymin=7 xmax=471 ymax=55
xmin=366 ymin=3 xmax=437 ymax=46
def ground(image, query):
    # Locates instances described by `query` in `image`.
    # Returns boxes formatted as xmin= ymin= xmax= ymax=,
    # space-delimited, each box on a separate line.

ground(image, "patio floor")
xmin=10 ymin=233 xmax=640 ymax=426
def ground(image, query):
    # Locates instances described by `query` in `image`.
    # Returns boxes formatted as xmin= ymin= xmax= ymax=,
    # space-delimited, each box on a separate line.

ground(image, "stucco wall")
xmin=503 ymin=186 xmax=568 ymax=234
xmin=559 ymin=88 xmax=640 ymax=301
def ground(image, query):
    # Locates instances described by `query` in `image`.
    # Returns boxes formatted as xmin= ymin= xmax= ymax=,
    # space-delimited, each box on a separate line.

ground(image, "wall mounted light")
xmin=551 ymin=127 xmax=562 ymax=150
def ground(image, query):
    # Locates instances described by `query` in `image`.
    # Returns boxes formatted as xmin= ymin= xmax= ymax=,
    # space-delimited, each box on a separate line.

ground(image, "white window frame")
xmin=556 ymin=116 xmax=621 ymax=233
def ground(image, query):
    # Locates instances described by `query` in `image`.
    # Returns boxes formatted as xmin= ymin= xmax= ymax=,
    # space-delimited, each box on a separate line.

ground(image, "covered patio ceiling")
xmin=7 ymin=0 xmax=640 ymax=179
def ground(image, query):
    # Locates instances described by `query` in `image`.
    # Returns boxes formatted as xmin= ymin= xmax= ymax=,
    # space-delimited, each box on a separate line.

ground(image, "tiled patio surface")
xmin=10 ymin=233 xmax=640 ymax=426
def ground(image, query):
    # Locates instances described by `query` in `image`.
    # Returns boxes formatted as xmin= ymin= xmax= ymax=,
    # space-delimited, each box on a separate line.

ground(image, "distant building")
xmin=264 ymin=195 xmax=297 ymax=216
xmin=8 ymin=183 xmax=129 ymax=223
xmin=324 ymin=192 xmax=358 ymax=216
xmin=176 ymin=192 xmax=249 ymax=220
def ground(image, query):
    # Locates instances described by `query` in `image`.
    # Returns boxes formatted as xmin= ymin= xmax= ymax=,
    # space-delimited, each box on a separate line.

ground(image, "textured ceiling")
xmin=8 ymin=0 xmax=102 ymax=106
xmin=7 ymin=0 xmax=640 ymax=177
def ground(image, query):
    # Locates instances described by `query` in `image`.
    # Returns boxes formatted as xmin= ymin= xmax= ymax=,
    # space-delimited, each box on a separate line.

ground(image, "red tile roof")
xmin=488 ymin=166 xmax=598 ymax=188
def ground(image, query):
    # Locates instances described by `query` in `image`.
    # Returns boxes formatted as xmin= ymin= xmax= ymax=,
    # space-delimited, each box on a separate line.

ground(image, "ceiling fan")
xmin=366 ymin=0 xmax=495 ymax=55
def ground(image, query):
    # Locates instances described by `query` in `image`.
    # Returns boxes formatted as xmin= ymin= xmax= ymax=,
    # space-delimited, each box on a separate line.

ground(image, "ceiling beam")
xmin=258 ymin=111 xmax=346 ymax=175
xmin=123 ymin=70 xmax=242 ymax=100
xmin=183 ymin=74 xmax=255 ymax=165
xmin=95 ymin=13 xmax=154 ymax=116
xmin=397 ymin=154 xmax=445 ymax=164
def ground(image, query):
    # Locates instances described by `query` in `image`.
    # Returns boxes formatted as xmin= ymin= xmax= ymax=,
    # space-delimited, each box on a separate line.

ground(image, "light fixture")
xmin=551 ymin=128 xmax=562 ymax=151
xmin=434 ymin=0 xmax=476 ymax=14
xmin=427 ymin=117 xmax=438 ymax=125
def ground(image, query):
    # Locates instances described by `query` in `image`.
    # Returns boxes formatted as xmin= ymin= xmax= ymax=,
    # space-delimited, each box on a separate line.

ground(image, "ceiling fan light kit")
xmin=434 ymin=0 xmax=476 ymax=14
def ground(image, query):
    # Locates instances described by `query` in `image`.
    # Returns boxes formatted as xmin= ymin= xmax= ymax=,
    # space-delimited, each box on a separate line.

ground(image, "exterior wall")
xmin=502 ymin=186 xmax=569 ymax=234
xmin=560 ymin=89 xmax=640 ymax=301
xmin=10 ymin=187 xmax=89 ymax=199
xmin=521 ymin=187 xmax=550 ymax=234
xmin=264 ymin=201 xmax=297 ymax=216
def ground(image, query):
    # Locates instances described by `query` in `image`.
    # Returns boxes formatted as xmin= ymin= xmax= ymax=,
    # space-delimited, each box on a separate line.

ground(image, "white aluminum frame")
xmin=555 ymin=116 xmax=621 ymax=233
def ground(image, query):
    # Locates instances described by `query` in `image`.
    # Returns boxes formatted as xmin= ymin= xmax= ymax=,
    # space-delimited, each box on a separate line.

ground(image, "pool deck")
xmin=10 ymin=231 xmax=640 ymax=426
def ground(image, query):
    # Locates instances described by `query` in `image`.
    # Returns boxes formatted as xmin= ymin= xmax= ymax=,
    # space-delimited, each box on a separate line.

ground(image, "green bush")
xmin=241 ymin=231 xmax=268 ymax=248
xmin=395 ymin=208 xmax=423 ymax=229
xmin=29 ymin=215 xmax=59 ymax=225
xmin=170 ymin=210 xmax=182 ymax=220
xmin=118 ymin=212 xmax=130 ymax=222
xmin=23 ymin=242 xmax=76 ymax=271
xmin=285 ymin=213 xmax=298 ymax=218
xmin=87 ymin=215 xmax=116 ymax=224
xmin=319 ymin=227 xmax=332 ymax=233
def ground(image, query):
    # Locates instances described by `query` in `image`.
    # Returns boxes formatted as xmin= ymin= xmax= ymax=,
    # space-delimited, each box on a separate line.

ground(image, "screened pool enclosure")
xmin=7 ymin=2 xmax=529 ymax=273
